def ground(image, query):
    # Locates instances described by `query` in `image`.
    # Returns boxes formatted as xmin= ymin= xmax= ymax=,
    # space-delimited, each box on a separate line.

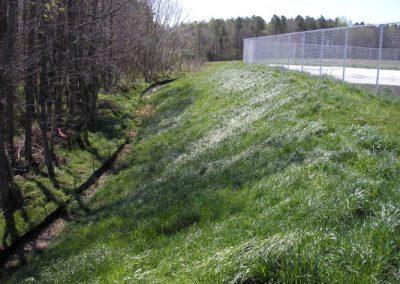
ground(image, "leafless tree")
xmin=0 ymin=0 xmax=188 ymax=241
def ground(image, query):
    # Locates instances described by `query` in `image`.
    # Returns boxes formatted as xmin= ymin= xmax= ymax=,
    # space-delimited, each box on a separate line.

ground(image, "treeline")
xmin=183 ymin=15 xmax=348 ymax=61
xmin=0 ymin=0 xmax=185 ymax=225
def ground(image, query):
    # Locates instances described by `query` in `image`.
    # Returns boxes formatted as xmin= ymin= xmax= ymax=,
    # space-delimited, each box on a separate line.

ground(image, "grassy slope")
xmin=0 ymin=89 xmax=141 ymax=247
xmin=8 ymin=62 xmax=400 ymax=283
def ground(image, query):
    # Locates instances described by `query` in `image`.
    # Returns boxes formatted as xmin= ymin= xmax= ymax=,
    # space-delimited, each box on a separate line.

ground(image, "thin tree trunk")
xmin=24 ymin=0 xmax=36 ymax=164
xmin=53 ymin=4 xmax=65 ymax=129
xmin=38 ymin=6 xmax=58 ymax=187
xmin=39 ymin=65 xmax=57 ymax=186
xmin=66 ymin=0 xmax=77 ymax=129
xmin=87 ymin=0 xmax=99 ymax=131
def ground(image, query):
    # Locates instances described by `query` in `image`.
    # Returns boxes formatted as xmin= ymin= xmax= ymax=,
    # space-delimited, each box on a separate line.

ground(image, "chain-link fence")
xmin=243 ymin=23 xmax=400 ymax=91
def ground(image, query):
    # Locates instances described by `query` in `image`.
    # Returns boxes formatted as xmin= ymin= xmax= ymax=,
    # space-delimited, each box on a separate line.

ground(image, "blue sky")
xmin=179 ymin=0 xmax=399 ymax=24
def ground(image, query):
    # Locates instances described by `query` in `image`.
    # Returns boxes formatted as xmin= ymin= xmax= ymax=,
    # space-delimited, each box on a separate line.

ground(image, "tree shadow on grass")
xmin=94 ymin=105 xmax=127 ymax=141
xmin=84 ymin=145 xmax=104 ymax=163
xmin=65 ymin=142 xmax=327 ymax=283
xmin=58 ymin=168 xmax=81 ymax=186
xmin=36 ymin=179 xmax=93 ymax=216
xmin=10 ymin=186 xmax=31 ymax=227
xmin=2 ymin=185 xmax=33 ymax=240
xmin=1 ymin=185 xmax=33 ymax=267
xmin=5 ymin=83 xmax=212 ymax=277
xmin=34 ymin=181 xmax=66 ymax=209
xmin=37 ymin=171 xmax=60 ymax=190
xmin=1 ymin=208 xmax=28 ymax=268
xmin=2 ymin=208 xmax=19 ymax=249
xmin=70 ymin=193 xmax=91 ymax=216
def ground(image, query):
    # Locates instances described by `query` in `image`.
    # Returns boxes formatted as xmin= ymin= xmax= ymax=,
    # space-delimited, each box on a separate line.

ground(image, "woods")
xmin=0 ymin=0 xmax=185 ymax=244
xmin=183 ymin=15 xmax=348 ymax=61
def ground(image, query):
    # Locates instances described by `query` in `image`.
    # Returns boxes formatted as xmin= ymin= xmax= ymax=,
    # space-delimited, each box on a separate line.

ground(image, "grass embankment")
xmin=8 ymin=62 xmax=400 ymax=283
xmin=0 ymin=89 xmax=142 ymax=248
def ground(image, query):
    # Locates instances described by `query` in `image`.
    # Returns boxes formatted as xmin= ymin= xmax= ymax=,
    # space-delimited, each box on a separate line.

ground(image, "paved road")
xmin=277 ymin=65 xmax=400 ymax=86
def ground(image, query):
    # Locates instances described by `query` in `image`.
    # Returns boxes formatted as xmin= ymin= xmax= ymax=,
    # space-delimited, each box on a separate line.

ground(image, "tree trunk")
xmin=0 ymin=106 xmax=11 ymax=210
xmin=2 ymin=0 xmax=18 ymax=167
xmin=0 ymin=0 xmax=10 ymax=193
xmin=0 ymin=100 xmax=18 ymax=245
xmin=53 ymin=4 xmax=66 ymax=129
xmin=24 ymin=0 xmax=36 ymax=164
xmin=87 ymin=0 xmax=99 ymax=131
xmin=0 ymin=0 xmax=7 ymax=43
xmin=38 ymin=5 xmax=58 ymax=187
xmin=66 ymin=0 xmax=77 ymax=129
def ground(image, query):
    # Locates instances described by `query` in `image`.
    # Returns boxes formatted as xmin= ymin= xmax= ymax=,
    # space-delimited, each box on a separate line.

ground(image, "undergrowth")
xmin=0 ymin=89 xmax=142 ymax=248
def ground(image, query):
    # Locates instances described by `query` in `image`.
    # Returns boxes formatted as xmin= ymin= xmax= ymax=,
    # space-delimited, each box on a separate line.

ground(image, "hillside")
xmin=8 ymin=62 xmax=400 ymax=283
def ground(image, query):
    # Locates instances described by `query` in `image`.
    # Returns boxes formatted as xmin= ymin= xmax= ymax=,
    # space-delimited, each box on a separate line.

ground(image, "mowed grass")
xmin=7 ymin=62 xmax=400 ymax=283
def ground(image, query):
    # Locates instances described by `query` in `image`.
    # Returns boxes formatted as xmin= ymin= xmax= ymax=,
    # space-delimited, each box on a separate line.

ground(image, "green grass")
xmin=7 ymin=62 xmax=400 ymax=283
xmin=0 ymin=89 xmax=142 ymax=248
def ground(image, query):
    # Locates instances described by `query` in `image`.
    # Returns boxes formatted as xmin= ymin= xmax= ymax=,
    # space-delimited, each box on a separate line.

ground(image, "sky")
xmin=179 ymin=0 xmax=400 ymax=25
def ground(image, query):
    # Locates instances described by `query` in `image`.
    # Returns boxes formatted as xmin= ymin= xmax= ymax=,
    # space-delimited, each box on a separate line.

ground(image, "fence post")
xmin=288 ymin=34 xmax=291 ymax=69
xmin=343 ymin=28 xmax=349 ymax=81
xmin=320 ymin=31 xmax=325 ymax=76
xmin=251 ymin=40 xmax=256 ymax=64
xmin=277 ymin=37 xmax=280 ymax=66
xmin=243 ymin=39 xmax=245 ymax=62
xmin=252 ymin=40 xmax=255 ymax=63
xmin=376 ymin=25 xmax=384 ymax=91
xmin=302 ymin=32 xmax=306 ymax=72
xmin=266 ymin=38 xmax=269 ymax=65
xmin=253 ymin=40 xmax=256 ymax=64
xmin=248 ymin=40 xmax=251 ymax=63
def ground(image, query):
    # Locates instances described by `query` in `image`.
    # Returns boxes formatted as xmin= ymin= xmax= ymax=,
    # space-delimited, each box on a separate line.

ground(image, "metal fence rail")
xmin=243 ymin=23 xmax=400 ymax=90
